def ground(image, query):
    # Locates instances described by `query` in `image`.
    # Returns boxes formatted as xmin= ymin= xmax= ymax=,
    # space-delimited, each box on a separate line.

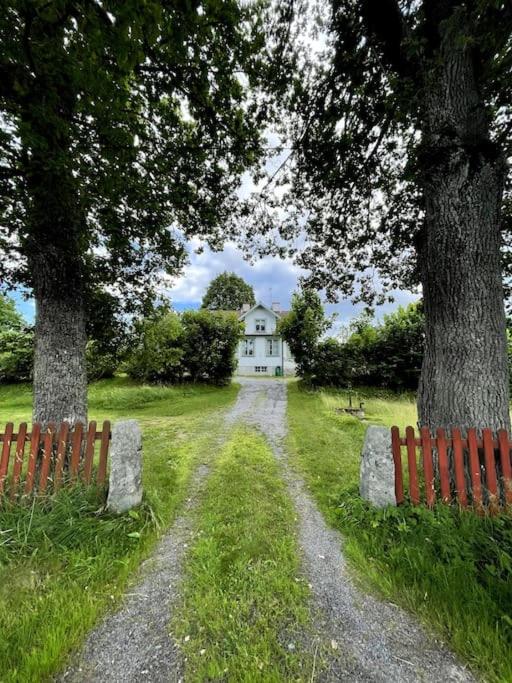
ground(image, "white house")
xmin=236 ymin=302 xmax=296 ymax=376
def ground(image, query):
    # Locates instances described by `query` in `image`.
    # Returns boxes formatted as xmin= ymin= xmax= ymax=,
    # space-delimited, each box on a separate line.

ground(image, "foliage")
xmin=0 ymin=294 xmax=24 ymax=332
xmin=126 ymin=308 xmax=184 ymax=383
xmin=0 ymin=294 xmax=33 ymax=383
xmin=0 ymin=377 xmax=238 ymax=681
xmin=85 ymin=340 xmax=119 ymax=382
xmin=300 ymin=303 xmax=425 ymax=391
xmin=0 ymin=0 xmax=280 ymax=336
xmin=182 ymin=310 xmax=242 ymax=385
xmin=84 ymin=288 xmax=133 ymax=379
xmin=245 ymin=1 xmax=512 ymax=302
xmin=0 ymin=328 xmax=33 ymax=383
xmin=278 ymin=288 xmax=330 ymax=380
xmin=201 ymin=272 xmax=255 ymax=311
xmin=286 ymin=383 xmax=512 ymax=681
xmin=174 ymin=428 xmax=312 ymax=680
xmin=126 ymin=307 xmax=242 ymax=385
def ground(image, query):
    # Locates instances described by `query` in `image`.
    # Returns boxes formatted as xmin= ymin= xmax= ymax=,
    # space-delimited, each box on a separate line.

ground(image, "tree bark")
xmin=32 ymin=284 xmax=87 ymax=428
xmin=23 ymin=140 xmax=88 ymax=426
xmin=417 ymin=8 xmax=510 ymax=433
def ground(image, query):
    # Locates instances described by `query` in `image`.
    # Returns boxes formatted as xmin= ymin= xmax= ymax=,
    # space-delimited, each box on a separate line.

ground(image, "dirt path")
xmin=58 ymin=413 xmax=233 ymax=682
xmin=60 ymin=379 xmax=475 ymax=682
xmin=234 ymin=378 xmax=475 ymax=682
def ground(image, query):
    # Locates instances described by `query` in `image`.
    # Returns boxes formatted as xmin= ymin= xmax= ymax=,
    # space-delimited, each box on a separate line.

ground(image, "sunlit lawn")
xmin=287 ymin=382 xmax=512 ymax=682
xmin=0 ymin=377 xmax=239 ymax=682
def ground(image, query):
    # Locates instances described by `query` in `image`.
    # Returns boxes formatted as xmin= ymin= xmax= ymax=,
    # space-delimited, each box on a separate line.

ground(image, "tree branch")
xmin=360 ymin=0 xmax=415 ymax=78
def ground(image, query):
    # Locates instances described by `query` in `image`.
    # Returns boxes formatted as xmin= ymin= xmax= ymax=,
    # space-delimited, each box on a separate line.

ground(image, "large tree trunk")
xmin=24 ymin=149 xmax=88 ymax=427
xmin=18 ymin=15 xmax=88 ymax=427
xmin=32 ymin=286 xmax=87 ymax=427
xmin=417 ymin=8 xmax=510 ymax=433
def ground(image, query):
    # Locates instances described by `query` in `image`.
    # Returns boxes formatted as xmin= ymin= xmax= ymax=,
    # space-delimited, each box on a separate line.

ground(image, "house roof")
xmin=238 ymin=301 xmax=283 ymax=320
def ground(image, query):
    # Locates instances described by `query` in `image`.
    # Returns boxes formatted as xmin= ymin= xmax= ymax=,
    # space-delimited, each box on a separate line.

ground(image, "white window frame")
xmin=255 ymin=318 xmax=266 ymax=332
xmin=266 ymin=338 xmax=280 ymax=357
xmin=242 ymin=338 xmax=255 ymax=356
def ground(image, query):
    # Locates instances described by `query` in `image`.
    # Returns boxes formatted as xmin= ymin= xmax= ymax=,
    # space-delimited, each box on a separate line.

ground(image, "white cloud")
xmin=164 ymin=240 xmax=419 ymax=324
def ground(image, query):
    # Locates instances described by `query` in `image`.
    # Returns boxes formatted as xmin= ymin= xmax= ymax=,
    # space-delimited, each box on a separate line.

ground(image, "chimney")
xmin=271 ymin=302 xmax=280 ymax=312
xmin=241 ymin=303 xmax=251 ymax=313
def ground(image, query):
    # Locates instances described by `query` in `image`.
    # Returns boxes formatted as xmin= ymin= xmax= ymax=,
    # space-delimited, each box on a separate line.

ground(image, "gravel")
xmin=234 ymin=378 xmax=476 ymax=682
xmin=59 ymin=379 xmax=476 ymax=682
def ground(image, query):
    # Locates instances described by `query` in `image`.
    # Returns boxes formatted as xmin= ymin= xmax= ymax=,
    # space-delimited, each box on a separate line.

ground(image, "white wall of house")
xmin=236 ymin=303 xmax=296 ymax=376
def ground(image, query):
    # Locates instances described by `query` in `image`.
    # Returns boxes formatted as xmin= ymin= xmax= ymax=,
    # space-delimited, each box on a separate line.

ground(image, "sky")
xmin=162 ymin=238 xmax=419 ymax=335
xmin=11 ymin=238 xmax=418 ymax=336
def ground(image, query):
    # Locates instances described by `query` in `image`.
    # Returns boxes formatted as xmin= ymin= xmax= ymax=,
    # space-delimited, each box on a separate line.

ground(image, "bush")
xmin=126 ymin=309 xmax=184 ymax=382
xmin=0 ymin=329 xmax=34 ymax=383
xmin=305 ymin=303 xmax=425 ymax=390
xmin=182 ymin=310 xmax=241 ymax=385
xmin=309 ymin=338 xmax=356 ymax=386
xmin=86 ymin=340 xmax=120 ymax=382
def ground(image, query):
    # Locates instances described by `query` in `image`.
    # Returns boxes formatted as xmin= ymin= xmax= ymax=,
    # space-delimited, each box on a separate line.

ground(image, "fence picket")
xmin=0 ymin=422 xmax=14 ymax=495
xmin=391 ymin=426 xmax=404 ymax=504
xmin=482 ymin=428 xmax=499 ymax=514
xmin=420 ymin=427 xmax=435 ymax=507
xmin=406 ymin=426 xmax=420 ymax=505
xmin=38 ymin=423 xmax=56 ymax=493
xmin=436 ymin=428 xmax=451 ymax=503
xmin=452 ymin=428 xmax=467 ymax=507
xmin=497 ymin=429 xmax=512 ymax=507
xmin=10 ymin=422 xmax=27 ymax=500
xmin=54 ymin=422 xmax=70 ymax=491
xmin=70 ymin=422 xmax=83 ymax=479
xmin=83 ymin=421 xmax=96 ymax=484
xmin=25 ymin=424 xmax=41 ymax=494
xmin=467 ymin=429 xmax=483 ymax=512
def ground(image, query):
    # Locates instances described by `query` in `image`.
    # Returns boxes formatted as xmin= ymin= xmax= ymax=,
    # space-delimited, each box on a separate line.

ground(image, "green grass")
xmin=0 ymin=377 xmax=239 ymax=682
xmin=174 ymin=427 xmax=313 ymax=682
xmin=286 ymin=382 xmax=512 ymax=682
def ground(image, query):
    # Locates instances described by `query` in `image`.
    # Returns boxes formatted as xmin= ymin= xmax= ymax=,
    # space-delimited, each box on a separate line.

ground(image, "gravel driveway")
xmin=233 ymin=378 xmax=475 ymax=682
xmin=59 ymin=379 xmax=475 ymax=682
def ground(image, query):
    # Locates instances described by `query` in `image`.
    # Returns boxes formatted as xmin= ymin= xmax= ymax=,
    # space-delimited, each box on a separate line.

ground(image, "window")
xmin=266 ymin=338 xmax=280 ymax=356
xmin=255 ymin=318 xmax=266 ymax=332
xmin=255 ymin=366 xmax=268 ymax=373
xmin=242 ymin=339 xmax=254 ymax=356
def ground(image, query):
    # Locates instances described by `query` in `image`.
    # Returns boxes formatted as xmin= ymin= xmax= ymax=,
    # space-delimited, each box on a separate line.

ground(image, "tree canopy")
xmin=0 ymin=0 xmax=273 ymax=308
xmin=249 ymin=0 xmax=512 ymax=303
xmin=202 ymin=272 xmax=256 ymax=311
xmin=278 ymin=288 xmax=330 ymax=381
xmin=0 ymin=0 xmax=285 ymax=423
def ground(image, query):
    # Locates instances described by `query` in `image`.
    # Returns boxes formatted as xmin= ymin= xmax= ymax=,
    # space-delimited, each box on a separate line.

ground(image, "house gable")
xmin=239 ymin=303 xmax=280 ymax=336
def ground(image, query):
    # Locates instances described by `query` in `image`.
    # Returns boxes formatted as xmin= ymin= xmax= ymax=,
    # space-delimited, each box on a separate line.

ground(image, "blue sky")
xmin=10 ymin=242 xmax=419 ymax=335
xmin=164 ymin=239 xmax=419 ymax=334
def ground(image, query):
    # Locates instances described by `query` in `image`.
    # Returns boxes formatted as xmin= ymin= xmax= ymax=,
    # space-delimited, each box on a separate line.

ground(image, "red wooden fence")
xmin=391 ymin=426 xmax=512 ymax=514
xmin=0 ymin=421 xmax=111 ymax=500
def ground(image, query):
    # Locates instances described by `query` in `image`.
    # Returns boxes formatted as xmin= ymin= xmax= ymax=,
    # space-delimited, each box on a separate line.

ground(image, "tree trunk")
xmin=33 ymin=288 xmax=87 ymax=427
xmin=417 ymin=10 xmax=510 ymax=433
xmin=24 ymin=148 xmax=88 ymax=427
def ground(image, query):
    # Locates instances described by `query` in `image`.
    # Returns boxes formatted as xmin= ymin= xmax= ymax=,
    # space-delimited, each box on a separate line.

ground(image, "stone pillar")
xmin=360 ymin=425 xmax=396 ymax=508
xmin=107 ymin=420 xmax=143 ymax=514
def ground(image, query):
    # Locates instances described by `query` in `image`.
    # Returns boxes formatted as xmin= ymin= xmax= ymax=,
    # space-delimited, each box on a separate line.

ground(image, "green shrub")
xmin=126 ymin=309 xmax=184 ymax=382
xmin=305 ymin=303 xmax=425 ymax=390
xmin=0 ymin=328 xmax=34 ymax=383
xmin=86 ymin=340 xmax=120 ymax=381
xmin=309 ymin=338 xmax=356 ymax=386
xmin=182 ymin=310 xmax=242 ymax=385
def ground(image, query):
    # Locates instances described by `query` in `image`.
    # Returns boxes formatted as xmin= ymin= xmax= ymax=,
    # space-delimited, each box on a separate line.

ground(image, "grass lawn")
xmin=174 ymin=427 xmax=313 ymax=682
xmin=287 ymin=382 xmax=512 ymax=682
xmin=0 ymin=377 xmax=239 ymax=683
